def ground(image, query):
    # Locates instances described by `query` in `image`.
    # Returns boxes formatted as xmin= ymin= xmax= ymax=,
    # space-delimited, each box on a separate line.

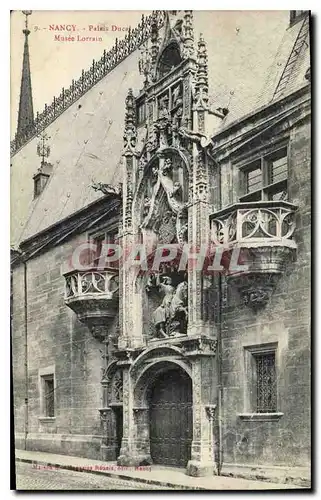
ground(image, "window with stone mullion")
xmin=239 ymin=147 xmax=288 ymax=203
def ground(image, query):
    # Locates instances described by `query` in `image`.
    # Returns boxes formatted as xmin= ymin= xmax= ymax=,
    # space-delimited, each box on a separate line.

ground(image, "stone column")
xmin=187 ymin=35 xmax=212 ymax=337
xmin=117 ymin=364 xmax=151 ymax=466
xmin=99 ymin=407 xmax=114 ymax=461
xmin=117 ymin=365 xmax=136 ymax=465
xmin=133 ymin=408 xmax=152 ymax=463
xmin=186 ymin=355 xmax=217 ymax=476
xmin=118 ymin=231 xmax=135 ymax=350
xmin=187 ymin=146 xmax=212 ymax=337
xmin=118 ymin=88 xmax=145 ymax=350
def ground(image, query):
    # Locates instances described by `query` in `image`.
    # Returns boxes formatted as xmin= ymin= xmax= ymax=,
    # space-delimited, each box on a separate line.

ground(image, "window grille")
xmin=43 ymin=375 xmax=55 ymax=417
xmin=112 ymin=371 xmax=123 ymax=402
xmin=255 ymin=353 xmax=277 ymax=413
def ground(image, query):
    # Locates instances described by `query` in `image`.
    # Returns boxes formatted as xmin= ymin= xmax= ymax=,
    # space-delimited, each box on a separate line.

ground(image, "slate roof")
xmin=10 ymin=11 xmax=310 ymax=247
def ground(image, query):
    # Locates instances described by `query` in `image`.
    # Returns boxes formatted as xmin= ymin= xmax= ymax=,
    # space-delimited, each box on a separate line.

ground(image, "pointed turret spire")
xmin=16 ymin=10 xmax=34 ymax=139
xmin=150 ymin=11 xmax=159 ymax=67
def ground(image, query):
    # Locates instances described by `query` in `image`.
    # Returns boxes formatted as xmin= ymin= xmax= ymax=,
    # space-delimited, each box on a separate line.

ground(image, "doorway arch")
xmin=148 ymin=366 xmax=192 ymax=467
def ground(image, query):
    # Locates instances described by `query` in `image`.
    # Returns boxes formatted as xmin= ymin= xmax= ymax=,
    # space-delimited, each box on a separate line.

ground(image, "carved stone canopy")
xmin=138 ymin=11 xmax=194 ymax=87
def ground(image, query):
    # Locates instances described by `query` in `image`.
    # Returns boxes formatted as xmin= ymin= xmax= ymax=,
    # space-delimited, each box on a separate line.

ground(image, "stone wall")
xmin=12 ymin=231 xmax=119 ymax=460
xmin=220 ymin=120 xmax=311 ymax=467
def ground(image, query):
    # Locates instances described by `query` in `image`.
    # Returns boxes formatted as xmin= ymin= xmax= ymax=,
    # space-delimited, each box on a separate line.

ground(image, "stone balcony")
xmin=63 ymin=267 xmax=119 ymax=339
xmin=210 ymin=201 xmax=298 ymax=308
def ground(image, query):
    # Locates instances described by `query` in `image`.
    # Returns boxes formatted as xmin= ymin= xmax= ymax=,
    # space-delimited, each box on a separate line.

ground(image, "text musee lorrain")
xmin=51 ymin=24 xmax=130 ymax=42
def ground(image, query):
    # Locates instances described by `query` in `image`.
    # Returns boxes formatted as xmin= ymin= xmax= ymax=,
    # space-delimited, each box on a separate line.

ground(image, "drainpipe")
xmin=216 ymin=272 xmax=223 ymax=475
xmin=23 ymin=258 xmax=29 ymax=450
xmin=212 ymin=151 xmax=223 ymax=476
xmin=13 ymin=248 xmax=29 ymax=450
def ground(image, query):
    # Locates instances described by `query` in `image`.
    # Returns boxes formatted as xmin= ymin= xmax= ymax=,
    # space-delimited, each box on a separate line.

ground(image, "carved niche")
xmin=139 ymin=152 xmax=189 ymax=247
xmin=106 ymin=369 xmax=123 ymax=405
xmin=145 ymin=272 xmax=188 ymax=339
xmin=131 ymin=11 xmax=198 ymax=343
xmin=135 ymin=150 xmax=190 ymax=341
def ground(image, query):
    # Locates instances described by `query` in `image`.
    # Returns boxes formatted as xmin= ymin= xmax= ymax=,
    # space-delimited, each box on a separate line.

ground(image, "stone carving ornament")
xmin=139 ymin=154 xmax=188 ymax=245
xmin=232 ymin=273 xmax=279 ymax=310
xmin=157 ymin=209 xmax=177 ymax=244
xmin=146 ymin=274 xmax=188 ymax=338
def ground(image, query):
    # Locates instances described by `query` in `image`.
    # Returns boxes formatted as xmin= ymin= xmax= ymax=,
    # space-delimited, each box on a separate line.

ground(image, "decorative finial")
xmin=125 ymin=88 xmax=135 ymax=127
xmin=22 ymin=10 xmax=32 ymax=35
xmin=123 ymin=88 xmax=137 ymax=155
xmin=183 ymin=11 xmax=195 ymax=58
xmin=37 ymin=131 xmax=51 ymax=166
xmin=150 ymin=11 xmax=159 ymax=67
xmin=194 ymin=33 xmax=209 ymax=109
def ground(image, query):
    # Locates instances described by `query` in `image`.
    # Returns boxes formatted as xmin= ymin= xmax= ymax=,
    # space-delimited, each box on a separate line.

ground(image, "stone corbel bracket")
xmin=133 ymin=407 xmax=149 ymax=414
xmin=115 ymin=348 xmax=138 ymax=366
xmin=182 ymin=336 xmax=217 ymax=357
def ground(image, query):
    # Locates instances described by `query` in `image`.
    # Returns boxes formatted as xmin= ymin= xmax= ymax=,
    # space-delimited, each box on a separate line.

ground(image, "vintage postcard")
xmin=10 ymin=9 xmax=311 ymax=491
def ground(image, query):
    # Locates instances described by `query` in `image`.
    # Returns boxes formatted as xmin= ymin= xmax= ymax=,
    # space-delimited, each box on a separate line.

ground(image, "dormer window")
xmin=34 ymin=177 xmax=41 ymax=197
xmin=158 ymin=42 xmax=182 ymax=79
xmin=34 ymin=132 xmax=52 ymax=198
xmin=33 ymin=171 xmax=50 ymax=198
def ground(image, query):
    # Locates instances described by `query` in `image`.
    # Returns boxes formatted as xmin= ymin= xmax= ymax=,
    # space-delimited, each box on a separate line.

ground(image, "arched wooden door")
xmin=149 ymin=368 xmax=192 ymax=467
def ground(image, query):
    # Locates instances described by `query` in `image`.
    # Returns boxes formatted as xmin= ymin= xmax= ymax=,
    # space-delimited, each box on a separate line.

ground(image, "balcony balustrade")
xmin=210 ymin=201 xmax=297 ymax=249
xmin=210 ymin=201 xmax=298 ymax=308
xmin=63 ymin=267 xmax=119 ymax=339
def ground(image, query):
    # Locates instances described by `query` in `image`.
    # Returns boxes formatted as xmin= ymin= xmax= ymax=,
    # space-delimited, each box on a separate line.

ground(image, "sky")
xmin=10 ymin=10 xmax=149 ymax=137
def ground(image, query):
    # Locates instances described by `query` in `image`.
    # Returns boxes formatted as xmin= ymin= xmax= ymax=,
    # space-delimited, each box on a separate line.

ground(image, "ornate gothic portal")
xmin=114 ymin=11 xmax=219 ymax=476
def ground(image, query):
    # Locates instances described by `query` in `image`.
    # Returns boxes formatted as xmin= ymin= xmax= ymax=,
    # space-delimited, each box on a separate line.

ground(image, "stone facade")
xmin=11 ymin=10 xmax=311 ymax=476
xmin=215 ymin=117 xmax=311 ymax=468
xmin=12 ymin=207 xmax=121 ymax=460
